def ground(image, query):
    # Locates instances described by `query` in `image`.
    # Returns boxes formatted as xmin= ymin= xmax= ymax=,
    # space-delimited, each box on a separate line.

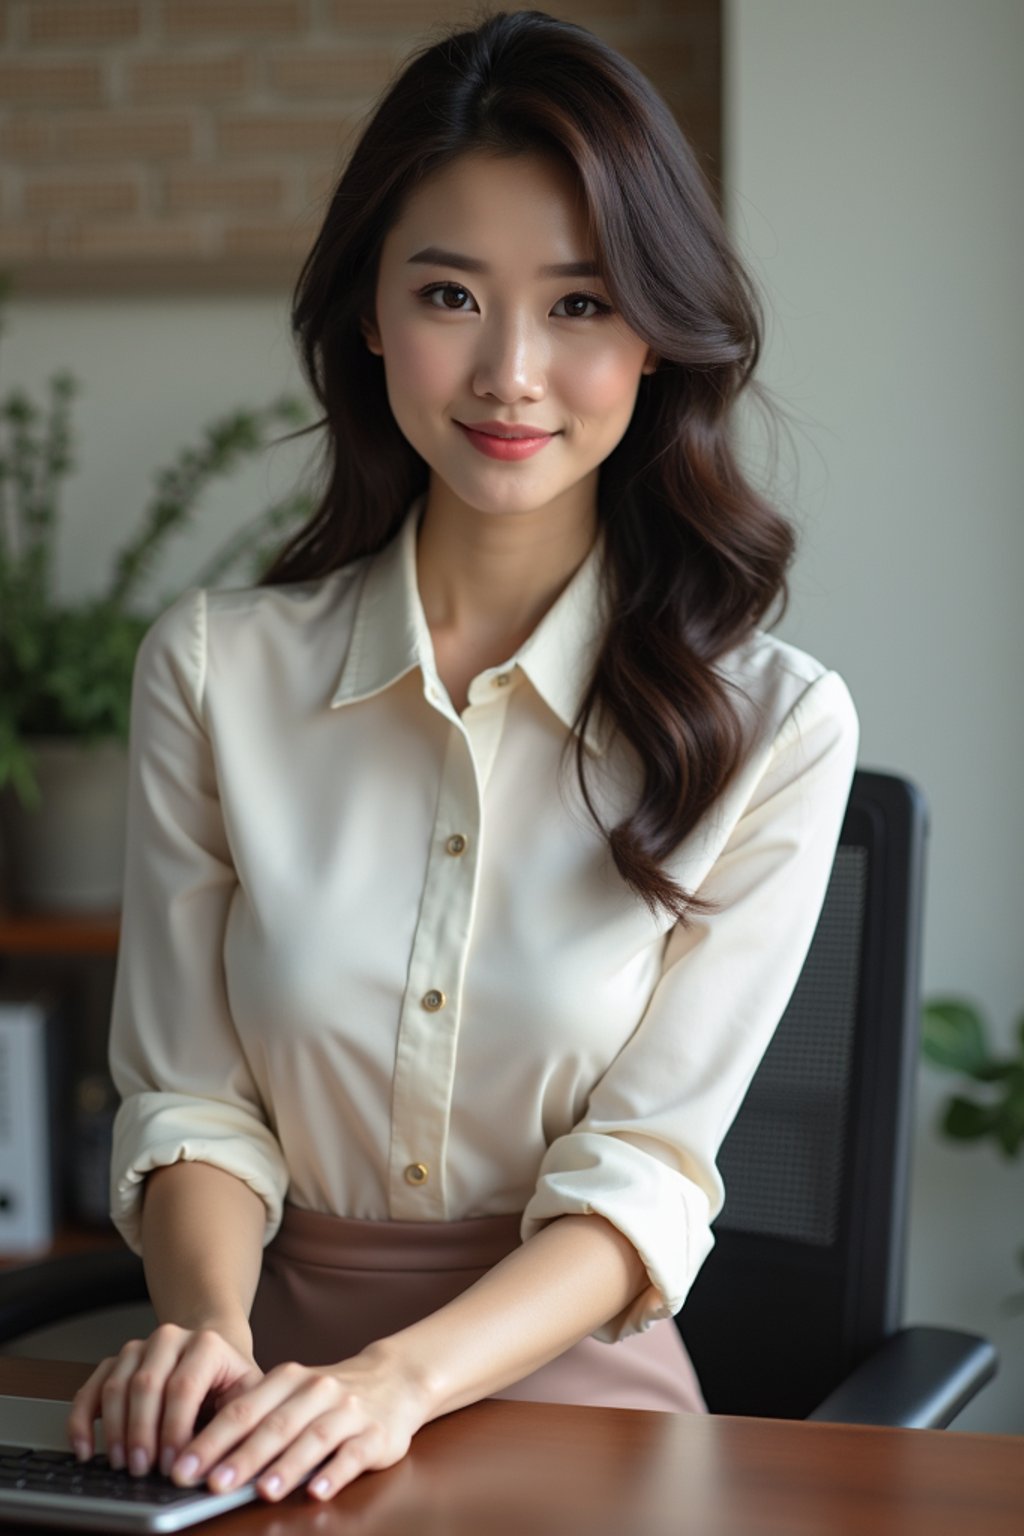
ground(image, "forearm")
xmin=374 ymin=1213 xmax=649 ymax=1420
xmin=140 ymin=1162 xmax=266 ymax=1355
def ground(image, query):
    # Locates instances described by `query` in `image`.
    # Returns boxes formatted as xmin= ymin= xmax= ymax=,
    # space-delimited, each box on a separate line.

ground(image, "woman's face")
xmin=362 ymin=150 xmax=657 ymax=525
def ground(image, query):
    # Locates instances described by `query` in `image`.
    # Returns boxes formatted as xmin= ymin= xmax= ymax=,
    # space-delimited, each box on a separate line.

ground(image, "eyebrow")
xmin=407 ymin=246 xmax=601 ymax=279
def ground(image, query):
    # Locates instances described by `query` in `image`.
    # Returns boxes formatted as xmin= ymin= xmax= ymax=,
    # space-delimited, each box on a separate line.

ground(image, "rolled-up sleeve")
xmin=520 ymin=668 xmax=860 ymax=1342
xmin=108 ymin=587 xmax=290 ymax=1254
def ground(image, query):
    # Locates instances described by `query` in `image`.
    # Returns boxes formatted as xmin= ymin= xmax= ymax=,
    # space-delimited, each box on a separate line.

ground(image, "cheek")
xmin=380 ymin=320 xmax=461 ymax=412
xmin=558 ymin=346 xmax=646 ymax=420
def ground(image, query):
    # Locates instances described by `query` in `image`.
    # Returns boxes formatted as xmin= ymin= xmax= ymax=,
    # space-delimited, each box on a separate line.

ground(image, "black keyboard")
xmin=0 ymin=1441 xmax=261 ymax=1531
xmin=1 ymin=1444 xmax=208 ymax=1506
xmin=0 ymin=1443 xmax=199 ymax=1504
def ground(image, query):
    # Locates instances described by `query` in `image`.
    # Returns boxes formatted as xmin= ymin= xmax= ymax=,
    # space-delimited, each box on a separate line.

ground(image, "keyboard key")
xmin=0 ymin=1442 xmax=212 ymax=1507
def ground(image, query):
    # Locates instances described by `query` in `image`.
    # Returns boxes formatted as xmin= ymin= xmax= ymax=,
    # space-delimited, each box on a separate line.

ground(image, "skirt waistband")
xmin=270 ymin=1202 xmax=525 ymax=1273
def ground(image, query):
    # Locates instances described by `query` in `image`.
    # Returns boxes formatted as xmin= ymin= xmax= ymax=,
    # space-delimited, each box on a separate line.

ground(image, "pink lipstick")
xmin=456 ymin=420 xmax=556 ymax=461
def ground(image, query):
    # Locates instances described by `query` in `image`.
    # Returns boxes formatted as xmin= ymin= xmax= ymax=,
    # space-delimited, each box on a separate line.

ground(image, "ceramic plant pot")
xmin=0 ymin=738 xmax=129 ymax=912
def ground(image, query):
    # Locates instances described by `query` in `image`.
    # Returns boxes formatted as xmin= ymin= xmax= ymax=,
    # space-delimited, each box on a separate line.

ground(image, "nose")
xmin=471 ymin=307 xmax=547 ymax=403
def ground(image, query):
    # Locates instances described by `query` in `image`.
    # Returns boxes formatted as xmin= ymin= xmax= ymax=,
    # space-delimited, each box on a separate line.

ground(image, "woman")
xmin=69 ymin=8 xmax=858 ymax=1506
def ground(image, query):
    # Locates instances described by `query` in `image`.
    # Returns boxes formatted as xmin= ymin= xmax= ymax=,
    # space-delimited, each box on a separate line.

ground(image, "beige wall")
xmin=726 ymin=0 xmax=1024 ymax=1431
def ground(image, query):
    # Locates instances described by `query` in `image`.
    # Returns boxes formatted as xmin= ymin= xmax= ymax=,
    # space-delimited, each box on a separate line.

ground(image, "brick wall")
xmin=0 ymin=0 xmax=720 ymax=293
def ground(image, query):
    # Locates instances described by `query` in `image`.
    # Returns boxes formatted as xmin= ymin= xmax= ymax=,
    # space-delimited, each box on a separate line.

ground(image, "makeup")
xmin=456 ymin=423 xmax=554 ymax=460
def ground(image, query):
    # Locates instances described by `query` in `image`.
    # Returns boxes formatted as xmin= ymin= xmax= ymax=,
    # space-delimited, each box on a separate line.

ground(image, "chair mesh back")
xmin=716 ymin=846 xmax=868 ymax=1247
xmin=678 ymin=771 xmax=926 ymax=1419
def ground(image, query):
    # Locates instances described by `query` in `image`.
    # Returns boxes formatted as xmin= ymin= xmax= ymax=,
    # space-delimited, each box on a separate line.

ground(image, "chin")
xmin=469 ymin=489 xmax=571 ymax=520
xmin=439 ymin=473 xmax=569 ymax=519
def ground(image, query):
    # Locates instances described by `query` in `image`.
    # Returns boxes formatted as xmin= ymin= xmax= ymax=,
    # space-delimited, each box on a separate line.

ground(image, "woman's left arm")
xmin=170 ymin=1212 xmax=642 ymax=1502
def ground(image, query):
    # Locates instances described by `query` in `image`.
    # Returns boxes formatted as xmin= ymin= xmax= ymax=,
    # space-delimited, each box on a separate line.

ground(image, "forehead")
xmin=382 ymin=151 xmax=594 ymax=266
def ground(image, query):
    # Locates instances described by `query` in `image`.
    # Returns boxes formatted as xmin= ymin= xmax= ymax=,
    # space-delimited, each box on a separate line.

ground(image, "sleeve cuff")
xmin=519 ymin=1131 xmax=715 ymax=1343
xmin=110 ymin=1093 xmax=290 ymax=1255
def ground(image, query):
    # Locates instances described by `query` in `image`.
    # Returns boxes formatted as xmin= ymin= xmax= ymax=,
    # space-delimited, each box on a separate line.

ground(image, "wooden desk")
xmin=1 ymin=1358 xmax=1021 ymax=1536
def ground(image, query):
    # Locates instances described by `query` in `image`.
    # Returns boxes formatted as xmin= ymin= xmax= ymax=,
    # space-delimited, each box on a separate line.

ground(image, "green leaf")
xmin=971 ymin=1062 xmax=1020 ymax=1084
xmin=993 ymin=1092 xmax=1024 ymax=1158
xmin=104 ymin=395 xmax=308 ymax=608
xmin=994 ymin=1122 xmax=1024 ymax=1157
xmin=0 ymin=721 xmax=41 ymax=809
xmin=921 ymin=999 xmax=990 ymax=1074
xmin=0 ymin=309 xmax=311 ymax=792
xmin=941 ymin=1096 xmax=999 ymax=1140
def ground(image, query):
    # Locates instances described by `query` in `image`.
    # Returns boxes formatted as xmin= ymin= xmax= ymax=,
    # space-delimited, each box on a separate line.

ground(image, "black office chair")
xmin=678 ymin=768 xmax=996 ymax=1427
xmin=0 ymin=771 xmax=997 ymax=1425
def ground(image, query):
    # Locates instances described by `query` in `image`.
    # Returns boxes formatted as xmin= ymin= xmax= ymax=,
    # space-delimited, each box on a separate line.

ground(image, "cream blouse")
xmin=108 ymin=495 xmax=859 ymax=1343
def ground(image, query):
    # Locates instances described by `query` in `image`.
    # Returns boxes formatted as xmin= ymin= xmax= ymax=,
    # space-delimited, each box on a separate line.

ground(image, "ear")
xmin=361 ymin=313 xmax=383 ymax=357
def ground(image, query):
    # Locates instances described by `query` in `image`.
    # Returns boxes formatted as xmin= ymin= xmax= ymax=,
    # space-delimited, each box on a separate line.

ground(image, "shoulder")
xmin=135 ymin=558 xmax=371 ymax=715
xmin=715 ymin=627 xmax=859 ymax=754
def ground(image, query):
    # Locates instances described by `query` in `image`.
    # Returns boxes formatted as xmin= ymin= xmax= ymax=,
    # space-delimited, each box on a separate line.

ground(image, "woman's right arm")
xmin=107 ymin=588 xmax=290 ymax=1258
xmin=67 ymin=1162 xmax=267 ymax=1475
xmin=141 ymin=1162 xmax=265 ymax=1354
xmin=67 ymin=590 xmax=290 ymax=1474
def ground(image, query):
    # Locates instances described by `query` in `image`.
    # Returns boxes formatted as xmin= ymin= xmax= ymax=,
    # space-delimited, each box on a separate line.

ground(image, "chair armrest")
xmin=807 ymin=1325 xmax=998 ymax=1429
xmin=0 ymin=1248 xmax=147 ymax=1345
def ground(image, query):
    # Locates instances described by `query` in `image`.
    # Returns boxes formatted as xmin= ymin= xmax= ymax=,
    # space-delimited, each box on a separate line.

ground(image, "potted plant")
xmin=0 ymin=296 xmax=312 ymax=911
xmin=921 ymin=997 xmax=1024 ymax=1313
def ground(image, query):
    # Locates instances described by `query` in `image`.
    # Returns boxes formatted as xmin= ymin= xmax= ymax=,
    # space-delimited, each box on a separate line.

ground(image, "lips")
xmin=457 ymin=420 xmax=555 ymax=439
xmin=456 ymin=421 xmax=556 ymax=461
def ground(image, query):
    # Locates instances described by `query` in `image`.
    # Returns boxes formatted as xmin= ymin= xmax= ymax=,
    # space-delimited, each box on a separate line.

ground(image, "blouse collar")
xmin=330 ymin=495 xmax=611 ymax=756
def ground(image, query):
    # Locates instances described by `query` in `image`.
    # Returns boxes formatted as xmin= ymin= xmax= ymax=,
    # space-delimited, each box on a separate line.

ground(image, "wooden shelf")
xmin=0 ymin=908 xmax=120 ymax=957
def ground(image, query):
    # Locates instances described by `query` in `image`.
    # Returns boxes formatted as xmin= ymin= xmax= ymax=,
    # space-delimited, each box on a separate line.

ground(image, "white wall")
xmin=726 ymin=0 xmax=1024 ymax=1431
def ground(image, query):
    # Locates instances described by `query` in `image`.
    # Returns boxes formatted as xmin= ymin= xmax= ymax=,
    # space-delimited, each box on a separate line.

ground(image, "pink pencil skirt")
xmin=248 ymin=1203 xmax=705 ymax=1415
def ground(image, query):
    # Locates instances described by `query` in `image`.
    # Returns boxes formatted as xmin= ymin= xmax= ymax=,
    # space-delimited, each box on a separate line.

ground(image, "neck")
xmin=415 ymin=478 xmax=598 ymax=656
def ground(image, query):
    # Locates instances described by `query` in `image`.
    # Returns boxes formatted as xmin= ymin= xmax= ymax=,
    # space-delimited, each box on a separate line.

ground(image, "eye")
xmin=552 ymin=292 xmax=614 ymax=320
xmin=418 ymin=282 xmax=478 ymax=311
xmin=414 ymin=282 xmax=614 ymax=317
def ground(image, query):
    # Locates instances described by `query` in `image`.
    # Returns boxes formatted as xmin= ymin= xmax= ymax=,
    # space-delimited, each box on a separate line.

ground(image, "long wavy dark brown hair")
xmin=261 ymin=8 xmax=795 ymax=926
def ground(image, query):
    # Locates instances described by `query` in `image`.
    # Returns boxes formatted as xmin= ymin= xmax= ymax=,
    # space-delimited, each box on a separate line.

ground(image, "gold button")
xmin=422 ymin=988 xmax=446 ymax=1011
xmin=446 ymin=834 xmax=467 ymax=856
xmin=404 ymin=1162 xmax=429 ymax=1186
xmin=493 ymin=672 xmax=511 ymax=687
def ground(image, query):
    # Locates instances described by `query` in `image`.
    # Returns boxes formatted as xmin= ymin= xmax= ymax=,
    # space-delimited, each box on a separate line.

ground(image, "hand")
xmin=66 ymin=1322 xmax=263 ymax=1478
xmin=166 ymin=1341 xmax=433 ymax=1503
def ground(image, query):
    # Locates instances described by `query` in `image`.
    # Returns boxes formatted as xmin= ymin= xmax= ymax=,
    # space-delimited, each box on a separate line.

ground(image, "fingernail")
xmin=309 ymin=1476 xmax=330 ymax=1498
xmin=211 ymin=1464 xmax=236 ymax=1490
xmin=129 ymin=1448 xmax=148 ymax=1477
xmin=174 ymin=1453 xmax=199 ymax=1483
xmin=108 ymin=1443 xmax=125 ymax=1471
xmin=72 ymin=1439 xmax=91 ymax=1463
xmin=160 ymin=1446 xmax=176 ymax=1477
xmin=261 ymin=1473 xmax=282 ymax=1496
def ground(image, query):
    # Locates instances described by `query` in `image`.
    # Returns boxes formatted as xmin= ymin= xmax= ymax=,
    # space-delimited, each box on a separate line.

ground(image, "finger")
xmin=123 ymin=1326 xmax=192 ymax=1477
xmin=171 ymin=1362 xmax=315 ymax=1487
xmin=245 ymin=1402 xmax=372 ymax=1504
xmin=67 ymin=1357 xmax=120 ymax=1460
xmin=158 ymin=1333 xmax=260 ymax=1477
xmin=96 ymin=1341 xmax=148 ymax=1471
xmin=303 ymin=1425 xmax=387 ymax=1503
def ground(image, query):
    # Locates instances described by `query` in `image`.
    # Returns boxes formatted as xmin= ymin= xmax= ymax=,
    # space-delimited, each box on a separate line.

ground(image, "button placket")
xmin=388 ymin=726 xmax=482 ymax=1218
